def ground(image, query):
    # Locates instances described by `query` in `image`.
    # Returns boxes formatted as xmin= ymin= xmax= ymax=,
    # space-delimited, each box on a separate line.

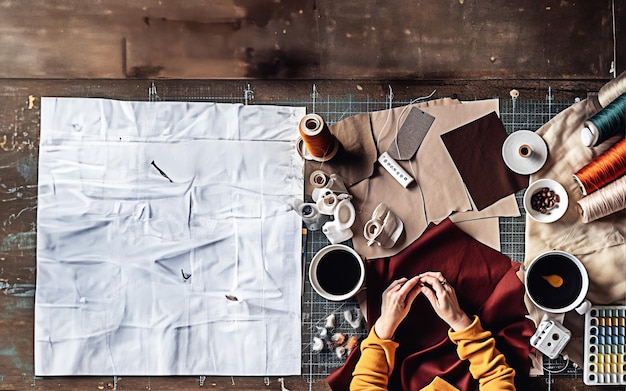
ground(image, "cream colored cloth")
xmin=520 ymin=97 xmax=626 ymax=368
xmin=350 ymin=99 xmax=520 ymax=259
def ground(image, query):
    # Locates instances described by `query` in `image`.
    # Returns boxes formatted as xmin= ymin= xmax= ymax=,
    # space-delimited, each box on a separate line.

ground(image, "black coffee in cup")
xmin=315 ymin=249 xmax=361 ymax=296
xmin=527 ymin=253 xmax=584 ymax=311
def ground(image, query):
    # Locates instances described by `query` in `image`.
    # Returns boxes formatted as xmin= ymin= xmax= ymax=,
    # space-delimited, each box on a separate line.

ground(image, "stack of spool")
xmin=575 ymin=90 xmax=626 ymax=223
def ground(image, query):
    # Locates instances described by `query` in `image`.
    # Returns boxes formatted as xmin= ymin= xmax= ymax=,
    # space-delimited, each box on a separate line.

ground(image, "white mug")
xmin=525 ymin=250 xmax=590 ymax=314
xmin=309 ymin=244 xmax=364 ymax=301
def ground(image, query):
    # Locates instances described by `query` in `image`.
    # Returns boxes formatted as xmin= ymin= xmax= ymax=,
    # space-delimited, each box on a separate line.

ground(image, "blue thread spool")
xmin=581 ymin=93 xmax=626 ymax=147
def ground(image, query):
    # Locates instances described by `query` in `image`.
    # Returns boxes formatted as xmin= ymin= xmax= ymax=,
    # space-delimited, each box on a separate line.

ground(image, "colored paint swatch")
xmin=584 ymin=306 xmax=626 ymax=385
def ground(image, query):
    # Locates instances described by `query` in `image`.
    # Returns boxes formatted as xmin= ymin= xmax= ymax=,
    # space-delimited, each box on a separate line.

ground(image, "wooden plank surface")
xmin=0 ymin=0 xmax=623 ymax=79
xmin=0 ymin=1 xmax=623 ymax=390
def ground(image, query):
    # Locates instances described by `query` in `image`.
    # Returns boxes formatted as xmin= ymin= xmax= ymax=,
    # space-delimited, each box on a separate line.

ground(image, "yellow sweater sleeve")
xmin=448 ymin=316 xmax=517 ymax=391
xmin=350 ymin=316 xmax=516 ymax=391
xmin=350 ymin=326 xmax=398 ymax=391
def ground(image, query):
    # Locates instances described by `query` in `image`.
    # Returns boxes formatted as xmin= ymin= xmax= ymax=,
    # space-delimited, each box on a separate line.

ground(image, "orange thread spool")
xmin=574 ymin=138 xmax=626 ymax=195
xmin=299 ymin=114 xmax=339 ymax=161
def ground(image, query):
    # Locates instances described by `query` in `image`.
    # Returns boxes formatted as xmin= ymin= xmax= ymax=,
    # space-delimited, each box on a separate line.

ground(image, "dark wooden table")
xmin=1 ymin=0 xmax=624 ymax=388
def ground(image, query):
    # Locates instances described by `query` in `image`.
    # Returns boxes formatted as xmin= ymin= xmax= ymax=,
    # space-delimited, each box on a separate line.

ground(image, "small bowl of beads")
xmin=524 ymin=178 xmax=569 ymax=223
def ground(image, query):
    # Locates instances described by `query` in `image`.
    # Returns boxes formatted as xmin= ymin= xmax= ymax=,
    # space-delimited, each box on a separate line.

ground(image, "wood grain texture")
xmin=0 ymin=2 xmax=622 ymax=390
xmin=0 ymin=0 xmax=623 ymax=79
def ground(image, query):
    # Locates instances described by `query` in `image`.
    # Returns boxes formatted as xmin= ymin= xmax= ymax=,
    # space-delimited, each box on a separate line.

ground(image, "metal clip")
xmin=148 ymin=82 xmax=160 ymax=102
xmin=311 ymin=84 xmax=319 ymax=113
xmin=387 ymin=85 xmax=394 ymax=109
xmin=243 ymin=84 xmax=254 ymax=105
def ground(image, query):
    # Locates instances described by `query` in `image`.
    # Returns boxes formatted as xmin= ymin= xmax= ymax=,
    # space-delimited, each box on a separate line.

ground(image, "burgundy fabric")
xmin=327 ymin=219 xmax=534 ymax=391
xmin=440 ymin=111 xmax=529 ymax=210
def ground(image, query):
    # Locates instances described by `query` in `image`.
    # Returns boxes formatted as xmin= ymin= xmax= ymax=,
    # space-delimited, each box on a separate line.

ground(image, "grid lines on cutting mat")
xmin=150 ymin=83 xmax=577 ymax=381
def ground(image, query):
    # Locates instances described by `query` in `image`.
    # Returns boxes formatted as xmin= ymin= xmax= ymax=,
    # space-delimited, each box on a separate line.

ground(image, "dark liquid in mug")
xmin=527 ymin=254 xmax=583 ymax=310
xmin=316 ymin=249 xmax=361 ymax=296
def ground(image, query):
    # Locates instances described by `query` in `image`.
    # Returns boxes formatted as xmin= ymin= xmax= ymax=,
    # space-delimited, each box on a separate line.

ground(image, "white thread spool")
xmin=310 ymin=170 xmax=330 ymax=188
xmin=317 ymin=192 xmax=339 ymax=215
xmin=363 ymin=219 xmax=383 ymax=246
xmin=577 ymin=176 xmax=626 ymax=223
xmin=501 ymin=130 xmax=548 ymax=175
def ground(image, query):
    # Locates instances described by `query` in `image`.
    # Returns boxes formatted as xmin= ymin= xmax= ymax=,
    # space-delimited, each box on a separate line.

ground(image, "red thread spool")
xmin=574 ymin=138 xmax=626 ymax=195
xmin=298 ymin=114 xmax=339 ymax=162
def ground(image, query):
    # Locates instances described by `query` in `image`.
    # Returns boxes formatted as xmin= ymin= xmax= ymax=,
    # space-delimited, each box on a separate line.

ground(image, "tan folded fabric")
xmin=451 ymin=193 xmax=520 ymax=224
xmin=453 ymin=217 xmax=501 ymax=251
xmin=521 ymin=98 xmax=626 ymax=366
xmin=350 ymin=98 xmax=520 ymax=259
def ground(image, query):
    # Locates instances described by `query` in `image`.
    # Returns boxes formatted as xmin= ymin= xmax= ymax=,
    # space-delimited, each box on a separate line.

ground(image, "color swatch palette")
xmin=583 ymin=306 xmax=626 ymax=385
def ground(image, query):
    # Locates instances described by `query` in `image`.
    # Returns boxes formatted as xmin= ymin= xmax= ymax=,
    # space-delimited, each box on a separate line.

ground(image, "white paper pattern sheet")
xmin=35 ymin=98 xmax=305 ymax=376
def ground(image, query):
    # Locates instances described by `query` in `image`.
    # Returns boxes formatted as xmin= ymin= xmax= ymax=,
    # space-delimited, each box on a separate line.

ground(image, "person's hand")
xmin=374 ymin=276 xmax=422 ymax=340
xmin=418 ymin=271 xmax=472 ymax=331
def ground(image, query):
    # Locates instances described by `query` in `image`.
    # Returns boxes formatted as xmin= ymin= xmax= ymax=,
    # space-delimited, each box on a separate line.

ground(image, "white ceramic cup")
xmin=309 ymin=244 xmax=364 ymax=301
xmin=525 ymin=250 xmax=590 ymax=314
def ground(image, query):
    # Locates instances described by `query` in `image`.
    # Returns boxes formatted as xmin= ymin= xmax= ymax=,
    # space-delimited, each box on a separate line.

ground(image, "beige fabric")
xmin=520 ymin=98 xmax=626 ymax=368
xmin=350 ymin=99 xmax=520 ymax=259
xmin=453 ymin=218 xmax=501 ymax=251
xmin=451 ymin=193 xmax=520 ymax=224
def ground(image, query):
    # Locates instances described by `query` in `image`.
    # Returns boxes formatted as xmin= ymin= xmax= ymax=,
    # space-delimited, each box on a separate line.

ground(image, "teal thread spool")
xmin=581 ymin=93 xmax=626 ymax=147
